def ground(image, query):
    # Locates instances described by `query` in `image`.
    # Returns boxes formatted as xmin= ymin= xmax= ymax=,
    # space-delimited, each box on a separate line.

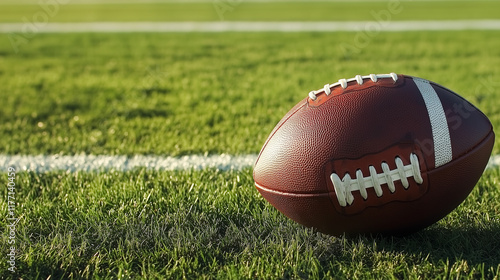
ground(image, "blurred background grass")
xmin=1 ymin=1 xmax=500 ymax=22
xmin=1 ymin=31 xmax=499 ymax=155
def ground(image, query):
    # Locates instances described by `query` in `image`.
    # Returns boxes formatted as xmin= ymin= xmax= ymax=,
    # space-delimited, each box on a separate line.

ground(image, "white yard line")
xmin=0 ymin=154 xmax=258 ymax=172
xmin=488 ymin=155 xmax=500 ymax=170
xmin=0 ymin=154 xmax=498 ymax=172
xmin=1 ymin=20 xmax=500 ymax=33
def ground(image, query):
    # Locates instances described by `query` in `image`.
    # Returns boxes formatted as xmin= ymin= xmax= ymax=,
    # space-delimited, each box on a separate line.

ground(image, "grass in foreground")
xmin=0 ymin=167 xmax=499 ymax=279
xmin=1 ymin=31 xmax=500 ymax=156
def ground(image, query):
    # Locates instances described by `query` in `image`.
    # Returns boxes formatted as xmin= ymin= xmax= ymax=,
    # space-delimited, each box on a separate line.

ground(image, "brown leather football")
xmin=253 ymin=73 xmax=494 ymax=236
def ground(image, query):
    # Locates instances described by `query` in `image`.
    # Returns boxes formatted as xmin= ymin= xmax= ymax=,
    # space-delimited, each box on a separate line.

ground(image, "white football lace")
xmin=308 ymin=73 xmax=398 ymax=101
xmin=330 ymin=153 xmax=424 ymax=207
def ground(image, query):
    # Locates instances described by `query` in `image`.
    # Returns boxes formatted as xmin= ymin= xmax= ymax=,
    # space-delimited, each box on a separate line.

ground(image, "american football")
xmin=253 ymin=73 xmax=495 ymax=236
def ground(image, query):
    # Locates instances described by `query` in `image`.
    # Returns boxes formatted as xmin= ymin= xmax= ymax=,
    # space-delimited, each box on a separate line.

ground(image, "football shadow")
xmin=370 ymin=224 xmax=500 ymax=267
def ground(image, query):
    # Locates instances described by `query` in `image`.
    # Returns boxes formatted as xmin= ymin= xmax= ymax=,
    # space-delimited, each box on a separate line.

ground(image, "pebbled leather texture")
xmin=253 ymin=74 xmax=494 ymax=235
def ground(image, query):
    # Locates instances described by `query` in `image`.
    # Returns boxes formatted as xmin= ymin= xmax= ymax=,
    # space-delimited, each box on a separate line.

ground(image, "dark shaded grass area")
xmin=0 ymin=168 xmax=499 ymax=279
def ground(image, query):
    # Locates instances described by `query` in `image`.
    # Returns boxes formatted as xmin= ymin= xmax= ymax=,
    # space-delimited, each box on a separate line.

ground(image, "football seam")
xmin=308 ymin=73 xmax=404 ymax=107
xmin=429 ymin=81 xmax=495 ymax=159
xmin=430 ymin=81 xmax=494 ymax=130
xmin=253 ymin=100 xmax=308 ymax=170
xmin=255 ymin=181 xmax=331 ymax=197
xmin=254 ymin=129 xmax=494 ymax=198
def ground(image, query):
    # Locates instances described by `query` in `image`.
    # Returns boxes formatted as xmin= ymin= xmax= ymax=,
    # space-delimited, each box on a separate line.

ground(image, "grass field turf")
xmin=1 ymin=32 xmax=500 ymax=156
xmin=0 ymin=168 xmax=499 ymax=279
xmin=1 ymin=1 xmax=500 ymax=22
xmin=1 ymin=1 xmax=500 ymax=279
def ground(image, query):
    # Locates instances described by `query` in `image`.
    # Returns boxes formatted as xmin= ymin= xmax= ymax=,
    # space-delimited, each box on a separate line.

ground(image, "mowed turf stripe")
xmin=1 ymin=20 xmax=500 ymax=33
xmin=0 ymin=154 xmax=498 ymax=172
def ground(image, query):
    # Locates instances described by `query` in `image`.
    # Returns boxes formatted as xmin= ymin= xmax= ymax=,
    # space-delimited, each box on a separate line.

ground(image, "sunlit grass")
xmin=1 ymin=31 xmax=499 ymax=156
xmin=0 ymin=168 xmax=499 ymax=279
xmin=0 ymin=1 xmax=499 ymax=278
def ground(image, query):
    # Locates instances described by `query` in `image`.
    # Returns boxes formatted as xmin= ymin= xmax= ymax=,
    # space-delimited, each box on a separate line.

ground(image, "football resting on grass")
xmin=253 ymin=73 xmax=494 ymax=236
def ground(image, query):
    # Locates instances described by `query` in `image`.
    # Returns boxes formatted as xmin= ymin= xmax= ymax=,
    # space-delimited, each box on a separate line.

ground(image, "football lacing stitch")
xmin=330 ymin=153 xmax=424 ymax=207
xmin=308 ymin=73 xmax=398 ymax=101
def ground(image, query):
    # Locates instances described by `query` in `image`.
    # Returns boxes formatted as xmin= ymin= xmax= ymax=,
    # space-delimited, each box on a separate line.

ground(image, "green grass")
xmin=1 ymin=1 xmax=500 ymax=22
xmin=0 ymin=168 xmax=499 ymax=279
xmin=1 ymin=31 xmax=499 ymax=155
xmin=1 ymin=1 xmax=500 ymax=279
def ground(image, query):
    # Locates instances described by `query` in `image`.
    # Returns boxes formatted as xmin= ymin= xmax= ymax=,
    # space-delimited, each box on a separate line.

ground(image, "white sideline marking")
xmin=0 ymin=154 xmax=498 ymax=173
xmin=1 ymin=20 xmax=500 ymax=33
xmin=488 ymin=155 xmax=500 ymax=170
xmin=0 ymin=154 xmax=258 ymax=172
